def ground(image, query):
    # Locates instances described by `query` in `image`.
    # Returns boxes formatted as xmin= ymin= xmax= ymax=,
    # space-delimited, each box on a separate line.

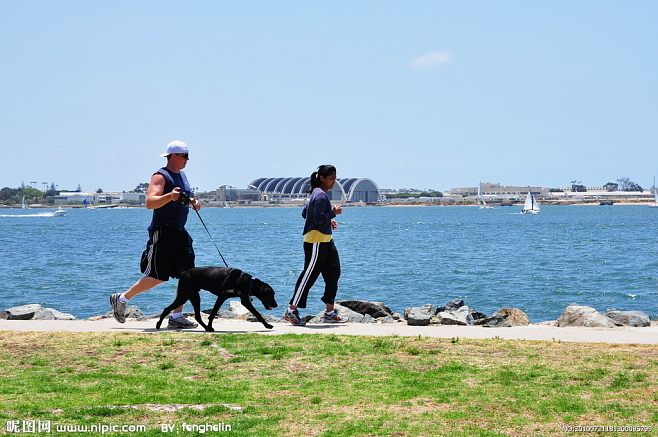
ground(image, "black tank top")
xmin=148 ymin=167 xmax=191 ymax=232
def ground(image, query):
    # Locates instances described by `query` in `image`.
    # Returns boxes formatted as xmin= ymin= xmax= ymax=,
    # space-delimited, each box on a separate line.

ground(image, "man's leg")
xmin=124 ymin=276 xmax=165 ymax=299
xmin=126 ymin=276 xmax=185 ymax=313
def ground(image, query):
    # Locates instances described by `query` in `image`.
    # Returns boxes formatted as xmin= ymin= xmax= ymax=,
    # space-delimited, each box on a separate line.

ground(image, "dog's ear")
xmin=253 ymin=278 xmax=271 ymax=294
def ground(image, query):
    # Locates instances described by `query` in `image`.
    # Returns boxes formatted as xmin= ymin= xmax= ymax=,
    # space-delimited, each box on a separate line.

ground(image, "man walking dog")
xmin=110 ymin=140 xmax=202 ymax=329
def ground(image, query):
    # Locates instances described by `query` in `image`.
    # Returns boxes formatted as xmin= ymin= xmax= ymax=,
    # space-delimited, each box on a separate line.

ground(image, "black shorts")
xmin=140 ymin=227 xmax=195 ymax=281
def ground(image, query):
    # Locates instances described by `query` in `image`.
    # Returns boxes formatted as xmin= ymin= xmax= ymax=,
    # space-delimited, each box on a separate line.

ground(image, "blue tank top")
xmin=148 ymin=167 xmax=191 ymax=232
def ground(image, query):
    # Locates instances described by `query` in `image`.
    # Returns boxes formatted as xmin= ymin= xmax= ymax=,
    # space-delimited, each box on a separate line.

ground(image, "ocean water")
xmin=1 ymin=205 xmax=656 ymax=322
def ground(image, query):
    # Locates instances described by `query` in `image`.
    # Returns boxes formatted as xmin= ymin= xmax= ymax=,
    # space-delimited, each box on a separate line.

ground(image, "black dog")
xmin=155 ymin=266 xmax=278 ymax=331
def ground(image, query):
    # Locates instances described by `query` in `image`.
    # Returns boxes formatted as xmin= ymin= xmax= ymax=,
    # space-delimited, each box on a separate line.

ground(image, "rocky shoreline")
xmin=2 ymin=300 xmax=655 ymax=329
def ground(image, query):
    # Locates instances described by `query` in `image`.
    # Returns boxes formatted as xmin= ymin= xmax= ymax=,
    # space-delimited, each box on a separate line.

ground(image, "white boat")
xmin=477 ymin=183 xmax=494 ymax=209
xmin=21 ymin=196 xmax=28 ymax=209
xmin=650 ymin=177 xmax=658 ymax=208
xmin=52 ymin=207 xmax=67 ymax=217
xmin=521 ymin=189 xmax=541 ymax=214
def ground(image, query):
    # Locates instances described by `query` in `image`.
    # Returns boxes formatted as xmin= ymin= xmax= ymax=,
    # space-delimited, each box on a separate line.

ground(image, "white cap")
xmin=160 ymin=140 xmax=189 ymax=157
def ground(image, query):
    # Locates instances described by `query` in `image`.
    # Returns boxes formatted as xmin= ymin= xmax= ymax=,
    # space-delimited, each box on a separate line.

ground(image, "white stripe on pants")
xmin=143 ymin=229 xmax=159 ymax=278
xmin=290 ymin=242 xmax=320 ymax=307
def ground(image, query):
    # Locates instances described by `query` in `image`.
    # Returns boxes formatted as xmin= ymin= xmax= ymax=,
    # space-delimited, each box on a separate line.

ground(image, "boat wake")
xmin=0 ymin=212 xmax=59 ymax=218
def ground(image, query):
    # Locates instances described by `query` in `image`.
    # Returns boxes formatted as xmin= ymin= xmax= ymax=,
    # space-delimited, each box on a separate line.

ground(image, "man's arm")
xmin=145 ymin=173 xmax=181 ymax=210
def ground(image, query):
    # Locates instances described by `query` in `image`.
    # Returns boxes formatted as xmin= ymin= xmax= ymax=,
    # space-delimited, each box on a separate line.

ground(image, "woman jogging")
xmin=284 ymin=165 xmax=347 ymax=326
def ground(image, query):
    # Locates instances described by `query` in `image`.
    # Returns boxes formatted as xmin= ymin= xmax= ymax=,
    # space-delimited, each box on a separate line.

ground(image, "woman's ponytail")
xmin=309 ymin=171 xmax=321 ymax=190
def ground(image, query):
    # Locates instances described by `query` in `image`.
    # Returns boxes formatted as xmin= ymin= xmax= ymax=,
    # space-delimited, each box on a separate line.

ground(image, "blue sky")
xmin=1 ymin=1 xmax=656 ymax=192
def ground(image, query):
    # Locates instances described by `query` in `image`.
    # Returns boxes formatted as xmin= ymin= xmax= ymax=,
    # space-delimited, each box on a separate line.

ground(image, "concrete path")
xmin=1 ymin=318 xmax=657 ymax=344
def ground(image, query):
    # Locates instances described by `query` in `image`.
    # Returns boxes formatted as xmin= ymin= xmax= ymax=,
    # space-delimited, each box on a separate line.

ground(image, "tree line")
xmin=570 ymin=178 xmax=644 ymax=193
xmin=0 ymin=182 xmax=60 ymax=205
xmin=0 ymin=182 xmax=149 ymax=205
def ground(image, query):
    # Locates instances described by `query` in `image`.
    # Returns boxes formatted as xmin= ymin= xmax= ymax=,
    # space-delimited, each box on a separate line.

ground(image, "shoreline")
xmin=2 ymin=318 xmax=658 ymax=344
xmin=2 ymin=203 xmax=656 ymax=210
xmin=2 ymin=199 xmax=657 ymax=209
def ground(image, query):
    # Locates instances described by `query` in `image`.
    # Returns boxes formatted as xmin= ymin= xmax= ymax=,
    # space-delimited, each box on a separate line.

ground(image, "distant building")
xmin=448 ymin=183 xmax=549 ymax=199
xmin=247 ymin=177 xmax=382 ymax=203
xmin=54 ymin=192 xmax=100 ymax=205
xmin=216 ymin=186 xmax=261 ymax=203
xmin=121 ymin=192 xmax=146 ymax=205
xmin=54 ymin=191 xmax=145 ymax=205
xmin=447 ymin=183 xmax=654 ymax=203
xmin=551 ymin=189 xmax=654 ymax=201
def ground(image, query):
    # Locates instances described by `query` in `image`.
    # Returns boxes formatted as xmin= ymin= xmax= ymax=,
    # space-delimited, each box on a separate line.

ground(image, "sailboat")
xmin=21 ymin=196 xmax=28 ymax=209
xmin=650 ymin=177 xmax=658 ymax=208
xmin=82 ymin=197 xmax=96 ymax=209
xmin=521 ymin=189 xmax=541 ymax=214
xmin=477 ymin=183 xmax=493 ymax=209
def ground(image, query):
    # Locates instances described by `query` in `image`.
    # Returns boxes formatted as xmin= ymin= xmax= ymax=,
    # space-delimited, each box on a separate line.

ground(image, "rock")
xmin=215 ymin=309 xmax=237 ymax=319
xmin=125 ymin=307 xmax=147 ymax=320
xmin=604 ymin=310 xmax=651 ymax=327
xmin=44 ymin=308 xmax=76 ymax=320
xmin=202 ymin=308 xmax=239 ymax=319
xmin=2 ymin=304 xmax=77 ymax=321
xmin=308 ymin=304 xmax=365 ymax=323
xmin=404 ymin=304 xmax=438 ymax=326
xmin=6 ymin=304 xmax=44 ymax=320
xmin=429 ymin=300 xmax=488 ymax=325
xmin=432 ymin=306 xmax=473 ymax=326
xmin=478 ymin=308 xmax=529 ymax=327
xmin=557 ymin=305 xmax=616 ymax=328
xmin=32 ymin=310 xmax=55 ymax=320
xmin=470 ymin=311 xmax=487 ymax=321
xmin=245 ymin=313 xmax=281 ymax=324
xmin=104 ymin=306 xmax=147 ymax=321
xmin=337 ymin=300 xmax=393 ymax=318
xmin=228 ymin=301 xmax=250 ymax=316
xmin=536 ymin=320 xmax=558 ymax=326
xmin=440 ymin=299 xmax=465 ymax=311
xmin=203 ymin=301 xmax=252 ymax=320
xmin=0 ymin=311 xmax=8 ymax=320
xmin=377 ymin=315 xmax=402 ymax=324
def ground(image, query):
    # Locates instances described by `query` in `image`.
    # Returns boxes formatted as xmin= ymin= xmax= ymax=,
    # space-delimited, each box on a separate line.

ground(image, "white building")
xmin=54 ymin=192 xmax=145 ymax=206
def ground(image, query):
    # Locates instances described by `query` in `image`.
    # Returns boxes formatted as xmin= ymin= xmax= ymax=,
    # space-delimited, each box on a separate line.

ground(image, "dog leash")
xmin=182 ymin=192 xmax=229 ymax=267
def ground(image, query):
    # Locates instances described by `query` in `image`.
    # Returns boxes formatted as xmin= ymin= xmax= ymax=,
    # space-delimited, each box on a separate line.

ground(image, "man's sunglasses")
xmin=175 ymin=153 xmax=189 ymax=159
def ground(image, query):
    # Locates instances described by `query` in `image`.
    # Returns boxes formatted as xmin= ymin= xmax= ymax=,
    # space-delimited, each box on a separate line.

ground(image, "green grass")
xmin=0 ymin=332 xmax=656 ymax=436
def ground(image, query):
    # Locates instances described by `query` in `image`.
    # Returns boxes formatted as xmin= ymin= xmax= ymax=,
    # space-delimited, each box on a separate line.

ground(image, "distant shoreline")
xmin=2 ymin=200 xmax=656 ymax=209
xmin=0 ymin=202 xmax=653 ymax=211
